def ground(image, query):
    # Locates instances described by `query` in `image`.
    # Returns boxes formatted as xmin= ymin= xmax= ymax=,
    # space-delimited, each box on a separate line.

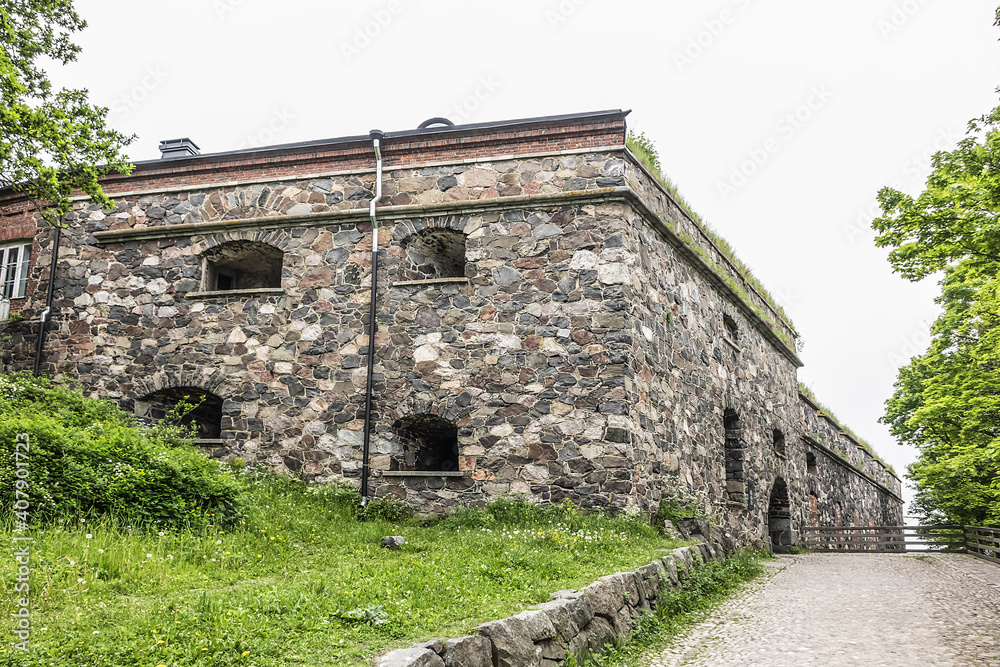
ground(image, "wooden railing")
xmin=800 ymin=525 xmax=967 ymax=554
xmin=964 ymin=526 xmax=1000 ymax=565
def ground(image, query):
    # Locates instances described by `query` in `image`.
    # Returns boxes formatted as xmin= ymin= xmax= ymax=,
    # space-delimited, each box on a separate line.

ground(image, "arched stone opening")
xmin=767 ymin=477 xmax=795 ymax=552
xmin=202 ymin=240 xmax=282 ymax=291
xmin=135 ymin=387 xmax=224 ymax=440
xmin=399 ymin=228 xmax=466 ymax=280
xmin=806 ymin=451 xmax=818 ymax=475
xmin=390 ymin=414 xmax=459 ymax=471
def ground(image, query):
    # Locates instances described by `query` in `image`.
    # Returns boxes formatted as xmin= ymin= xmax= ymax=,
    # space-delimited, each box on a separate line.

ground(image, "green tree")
xmin=1 ymin=0 xmax=134 ymax=221
xmin=873 ymin=92 xmax=1000 ymax=526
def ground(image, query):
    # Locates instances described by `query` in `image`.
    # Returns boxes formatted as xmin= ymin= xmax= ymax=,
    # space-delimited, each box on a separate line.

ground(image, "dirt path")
xmin=648 ymin=553 xmax=1000 ymax=666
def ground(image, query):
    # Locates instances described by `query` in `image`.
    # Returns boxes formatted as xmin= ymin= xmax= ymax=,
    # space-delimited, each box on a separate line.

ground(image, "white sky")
xmin=54 ymin=0 xmax=1000 ymax=510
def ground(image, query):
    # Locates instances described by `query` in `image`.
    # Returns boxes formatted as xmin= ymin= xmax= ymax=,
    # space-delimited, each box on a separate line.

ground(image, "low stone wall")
xmin=377 ymin=530 xmax=734 ymax=667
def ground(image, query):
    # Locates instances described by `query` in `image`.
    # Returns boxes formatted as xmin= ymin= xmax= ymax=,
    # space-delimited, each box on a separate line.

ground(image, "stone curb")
xmin=376 ymin=537 xmax=732 ymax=667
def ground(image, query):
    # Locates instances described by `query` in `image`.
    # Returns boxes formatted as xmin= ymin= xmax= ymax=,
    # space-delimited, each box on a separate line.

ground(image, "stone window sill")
xmin=722 ymin=336 xmax=742 ymax=352
xmin=194 ymin=439 xmax=226 ymax=446
xmin=184 ymin=287 xmax=286 ymax=299
xmin=390 ymin=277 xmax=469 ymax=288
xmin=379 ymin=470 xmax=467 ymax=477
xmin=725 ymin=500 xmax=748 ymax=510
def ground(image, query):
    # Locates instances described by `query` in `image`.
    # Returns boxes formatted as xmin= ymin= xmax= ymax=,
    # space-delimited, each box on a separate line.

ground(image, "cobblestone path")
xmin=648 ymin=554 xmax=1000 ymax=666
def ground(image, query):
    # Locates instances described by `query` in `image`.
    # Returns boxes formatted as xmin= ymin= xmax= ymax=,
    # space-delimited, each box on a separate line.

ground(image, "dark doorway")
xmin=135 ymin=387 xmax=224 ymax=440
xmin=391 ymin=414 xmax=460 ymax=471
xmin=767 ymin=477 xmax=794 ymax=552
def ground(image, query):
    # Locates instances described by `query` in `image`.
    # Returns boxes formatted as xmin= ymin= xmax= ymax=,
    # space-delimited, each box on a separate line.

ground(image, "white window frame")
xmin=0 ymin=241 xmax=31 ymax=300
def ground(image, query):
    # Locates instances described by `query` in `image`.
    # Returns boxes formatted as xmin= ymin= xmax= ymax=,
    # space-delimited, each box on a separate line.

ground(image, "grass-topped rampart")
xmin=626 ymin=131 xmax=799 ymax=352
xmin=798 ymin=382 xmax=896 ymax=477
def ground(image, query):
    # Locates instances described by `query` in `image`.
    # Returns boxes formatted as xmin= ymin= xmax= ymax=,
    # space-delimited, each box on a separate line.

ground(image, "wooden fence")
xmin=964 ymin=525 xmax=1000 ymax=565
xmin=800 ymin=525 xmax=990 ymax=556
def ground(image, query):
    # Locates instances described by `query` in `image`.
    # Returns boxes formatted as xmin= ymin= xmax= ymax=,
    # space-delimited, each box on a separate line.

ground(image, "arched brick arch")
xmin=381 ymin=393 xmax=471 ymax=428
xmin=389 ymin=215 xmax=470 ymax=243
xmin=199 ymin=229 xmax=290 ymax=252
xmin=132 ymin=368 xmax=227 ymax=401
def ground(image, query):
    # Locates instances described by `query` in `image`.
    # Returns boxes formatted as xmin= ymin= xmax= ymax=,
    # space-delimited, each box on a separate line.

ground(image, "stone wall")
xmin=0 ymin=110 xmax=902 ymax=544
xmin=799 ymin=392 xmax=902 ymax=526
xmin=377 ymin=528 xmax=734 ymax=667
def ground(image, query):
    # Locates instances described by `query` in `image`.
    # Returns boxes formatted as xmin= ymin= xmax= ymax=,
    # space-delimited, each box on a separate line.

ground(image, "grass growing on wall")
xmin=626 ymin=131 xmax=798 ymax=349
xmin=573 ymin=550 xmax=770 ymax=667
xmin=1 ymin=471 xmax=688 ymax=667
xmin=798 ymin=382 xmax=896 ymax=476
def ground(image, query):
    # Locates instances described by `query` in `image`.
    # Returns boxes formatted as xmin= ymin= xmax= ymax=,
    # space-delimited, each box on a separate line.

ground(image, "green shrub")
xmin=357 ymin=494 xmax=408 ymax=523
xmin=0 ymin=373 xmax=244 ymax=530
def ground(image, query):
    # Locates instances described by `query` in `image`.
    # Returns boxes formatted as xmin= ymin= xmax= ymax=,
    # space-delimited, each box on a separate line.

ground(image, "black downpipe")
xmin=360 ymin=130 xmax=384 ymax=503
xmin=33 ymin=221 xmax=62 ymax=376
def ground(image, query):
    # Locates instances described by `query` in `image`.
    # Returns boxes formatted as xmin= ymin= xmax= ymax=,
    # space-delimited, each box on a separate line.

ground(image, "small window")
xmin=806 ymin=451 xmax=818 ymax=475
xmin=203 ymin=240 xmax=282 ymax=291
xmin=399 ymin=228 xmax=466 ymax=281
xmin=0 ymin=241 xmax=31 ymax=299
xmin=723 ymin=409 xmax=745 ymax=503
xmin=135 ymin=387 xmax=224 ymax=440
xmin=773 ymin=428 xmax=786 ymax=457
xmin=723 ymin=314 xmax=738 ymax=343
xmin=391 ymin=414 xmax=460 ymax=472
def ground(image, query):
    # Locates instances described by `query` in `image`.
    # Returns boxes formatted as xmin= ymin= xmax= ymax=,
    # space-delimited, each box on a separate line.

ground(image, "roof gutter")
xmin=360 ymin=129 xmax=384 ymax=504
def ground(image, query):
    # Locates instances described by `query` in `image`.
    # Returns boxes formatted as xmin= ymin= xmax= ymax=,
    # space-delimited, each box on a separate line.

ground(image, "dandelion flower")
xmin=85 ymin=534 xmax=92 ymax=539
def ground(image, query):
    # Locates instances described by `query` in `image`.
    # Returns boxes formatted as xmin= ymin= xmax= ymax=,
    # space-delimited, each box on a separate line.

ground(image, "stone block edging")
xmin=377 ymin=538 xmax=731 ymax=667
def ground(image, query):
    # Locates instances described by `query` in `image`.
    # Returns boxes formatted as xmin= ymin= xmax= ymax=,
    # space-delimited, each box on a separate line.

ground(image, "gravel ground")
xmin=648 ymin=553 xmax=1000 ymax=666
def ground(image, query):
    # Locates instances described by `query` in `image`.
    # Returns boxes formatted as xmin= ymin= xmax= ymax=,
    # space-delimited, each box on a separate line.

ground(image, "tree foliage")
xmin=0 ymin=0 xmax=134 ymax=221
xmin=873 ymin=94 xmax=1000 ymax=526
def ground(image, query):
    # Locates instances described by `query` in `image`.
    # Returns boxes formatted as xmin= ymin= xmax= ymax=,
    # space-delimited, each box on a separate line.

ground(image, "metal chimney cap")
xmin=158 ymin=138 xmax=201 ymax=159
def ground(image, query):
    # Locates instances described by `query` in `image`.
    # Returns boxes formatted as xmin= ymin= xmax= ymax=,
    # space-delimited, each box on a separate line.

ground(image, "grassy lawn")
xmin=2 ymin=472 xmax=686 ymax=666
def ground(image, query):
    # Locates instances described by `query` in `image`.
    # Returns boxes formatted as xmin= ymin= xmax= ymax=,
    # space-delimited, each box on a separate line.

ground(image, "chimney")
xmin=158 ymin=138 xmax=201 ymax=159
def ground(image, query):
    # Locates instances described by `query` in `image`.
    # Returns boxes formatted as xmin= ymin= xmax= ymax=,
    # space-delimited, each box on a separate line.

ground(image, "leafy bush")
xmin=357 ymin=494 xmax=408 ymax=523
xmin=0 ymin=373 xmax=244 ymax=530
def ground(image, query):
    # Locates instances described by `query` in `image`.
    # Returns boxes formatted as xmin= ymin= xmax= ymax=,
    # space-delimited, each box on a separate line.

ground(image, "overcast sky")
xmin=53 ymin=0 xmax=1000 ymax=510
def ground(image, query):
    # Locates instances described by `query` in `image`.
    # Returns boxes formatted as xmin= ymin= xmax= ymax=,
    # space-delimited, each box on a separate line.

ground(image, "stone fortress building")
xmin=0 ymin=110 xmax=902 ymax=547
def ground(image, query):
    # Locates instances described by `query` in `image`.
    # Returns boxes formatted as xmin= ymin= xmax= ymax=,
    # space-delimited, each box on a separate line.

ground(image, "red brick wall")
xmin=94 ymin=114 xmax=627 ymax=196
